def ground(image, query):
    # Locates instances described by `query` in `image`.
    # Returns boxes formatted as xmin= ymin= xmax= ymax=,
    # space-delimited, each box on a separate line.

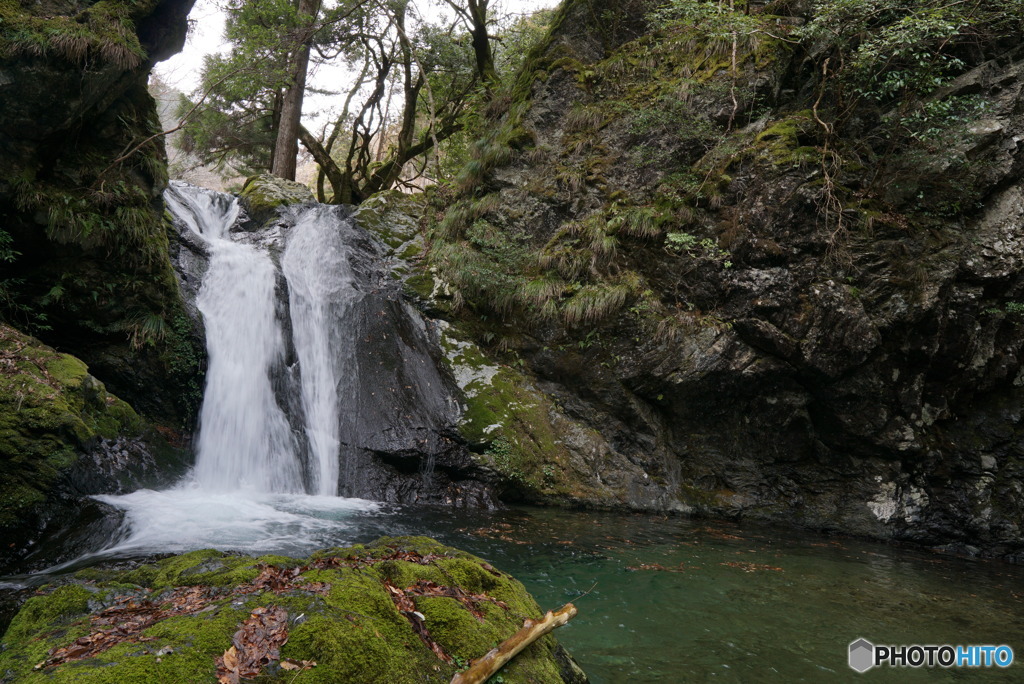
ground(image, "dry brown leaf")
xmin=216 ymin=605 xmax=289 ymax=682
xmin=222 ymin=646 xmax=239 ymax=670
xmin=280 ymin=658 xmax=317 ymax=671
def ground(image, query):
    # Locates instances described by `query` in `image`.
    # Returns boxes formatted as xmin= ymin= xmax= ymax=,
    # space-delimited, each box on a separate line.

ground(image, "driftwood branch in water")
xmin=450 ymin=603 xmax=577 ymax=684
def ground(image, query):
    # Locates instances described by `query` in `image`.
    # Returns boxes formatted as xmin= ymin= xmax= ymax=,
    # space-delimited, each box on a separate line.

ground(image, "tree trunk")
xmin=268 ymin=90 xmax=283 ymax=172
xmin=442 ymin=0 xmax=496 ymax=84
xmin=468 ymin=0 xmax=497 ymax=84
xmin=271 ymin=0 xmax=319 ymax=180
xmin=299 ymin=125 xmax=349 ymax=202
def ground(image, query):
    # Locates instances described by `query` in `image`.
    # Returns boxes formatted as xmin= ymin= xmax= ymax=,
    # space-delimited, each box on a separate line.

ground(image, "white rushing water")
xmin=71 ymin=183 xmax=378 ymax=563
xmin=281 ymin=206 xmax=361 ymax=496
xmin=92 ymin=489 xmax=372 ymax=557
xmin=168 ymin=183 xmax=303 ymax=492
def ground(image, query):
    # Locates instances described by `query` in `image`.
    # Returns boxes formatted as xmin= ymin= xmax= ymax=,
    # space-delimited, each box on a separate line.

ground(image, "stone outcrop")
xmin=0 ymin=0 xmax=200 ymax=572
xmin=422 ymin=0 xmax=1024 ymax=558
xmin=0 ymin=0 xmax=202 ymax=428
xmin=0 ymin=325 xmax=187 ymax=573
xmin=238 ymin=173 xmax=317 ymax=227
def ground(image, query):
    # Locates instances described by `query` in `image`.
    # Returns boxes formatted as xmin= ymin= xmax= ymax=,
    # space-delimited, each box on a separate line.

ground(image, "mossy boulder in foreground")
xmin=0 ymin=537 xmax=588 ymax=683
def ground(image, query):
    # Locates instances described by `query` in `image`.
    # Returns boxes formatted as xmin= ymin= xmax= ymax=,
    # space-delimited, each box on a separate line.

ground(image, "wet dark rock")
xmin=0 ymin=0 xmax=201 ymax=427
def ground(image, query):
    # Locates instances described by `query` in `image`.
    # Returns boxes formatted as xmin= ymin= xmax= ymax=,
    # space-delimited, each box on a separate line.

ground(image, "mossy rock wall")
xmin=346 ymin=163 xmax=681 ymax=509
xmin=0 ymin=0 xmax=201 ymax=427
xmin=436 ymin=321 xmax=682 ymax=510
xmin=423 ymin=0 xmax=1024 ymax=556
xmin=0 ymin=537 xmax=587 ymax=683
xmin=0 ymin=324 xmax=188 ymax=572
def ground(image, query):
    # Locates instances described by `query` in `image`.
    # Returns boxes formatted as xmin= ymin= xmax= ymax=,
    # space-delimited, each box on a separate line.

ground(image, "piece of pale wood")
xmin=450 ymin=603 xmax=578 ymax=684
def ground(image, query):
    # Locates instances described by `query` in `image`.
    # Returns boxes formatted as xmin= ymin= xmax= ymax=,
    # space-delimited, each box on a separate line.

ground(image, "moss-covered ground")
xmin=0 ymin=537 xmax=580 ymax=683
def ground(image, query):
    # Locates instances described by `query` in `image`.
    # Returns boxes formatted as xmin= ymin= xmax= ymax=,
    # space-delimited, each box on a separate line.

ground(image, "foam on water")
xmin=93 ymin=487 xmax=378 ymax=558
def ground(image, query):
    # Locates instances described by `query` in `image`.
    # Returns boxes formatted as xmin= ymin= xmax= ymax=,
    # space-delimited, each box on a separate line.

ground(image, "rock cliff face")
xmin=422 ymin=0 xmax=1024 ymax=558
xmin=0 ymin=0 xmax=199 ymax=569
xmin=4 ymin=0 xmax=1021 ymax=562
xmin=0 ymin=0 xmax=202 ymax=428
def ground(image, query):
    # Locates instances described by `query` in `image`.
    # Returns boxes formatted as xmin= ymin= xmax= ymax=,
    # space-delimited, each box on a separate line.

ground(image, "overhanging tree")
xmin=300 ymin=0 xmax=481 ymax=203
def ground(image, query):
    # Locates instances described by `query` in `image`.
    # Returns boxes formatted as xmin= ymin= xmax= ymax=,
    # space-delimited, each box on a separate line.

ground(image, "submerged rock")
xmin=0 ymin=537 xmax=587 ymax=683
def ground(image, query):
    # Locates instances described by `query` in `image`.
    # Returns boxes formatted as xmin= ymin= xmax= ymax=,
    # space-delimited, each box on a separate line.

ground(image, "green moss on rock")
xmin=0 ymin=324 xmax=186 ymax=563
xmin=0 ymin=0 xmax=154 ymax=68
xmin=0 ymin=537 xmax=586 ymax=683
xmin=1 ymin=327 xmax=129 ymax=522
xmin=354 ymin=190 xmax=425 ymax=250
xmin=438 ymin=324 xmax=615 ymax=503
xmin=751 ymin=111 xmax=819 ymax=167
xmin=353 ymin=190 xmax=430 ymax=295
xmin=4 ymin=585 xmax=94 ymax=644
xmin=239 ymin=174 xmax=315 ymax=226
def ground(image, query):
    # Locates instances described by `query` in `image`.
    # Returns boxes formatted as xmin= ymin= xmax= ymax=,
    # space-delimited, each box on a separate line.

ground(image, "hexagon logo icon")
xmin=849 ymin=638 xmax=875 ymax=673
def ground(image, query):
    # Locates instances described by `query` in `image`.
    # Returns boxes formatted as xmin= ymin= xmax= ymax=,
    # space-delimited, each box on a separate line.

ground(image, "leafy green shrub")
xmin=800 ymin=0 xmax=1024 ymax=104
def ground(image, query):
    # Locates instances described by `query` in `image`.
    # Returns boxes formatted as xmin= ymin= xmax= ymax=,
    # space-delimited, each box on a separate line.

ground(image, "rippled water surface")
xmin=9 ymin=493 xmax=1024 ymax=682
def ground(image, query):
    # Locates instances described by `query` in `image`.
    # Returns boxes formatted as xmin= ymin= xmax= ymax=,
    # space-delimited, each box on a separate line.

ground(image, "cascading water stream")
xmin=167 ymin=183 xmax=304 ymax=493
xmin=68 ymin=183 xmax=379 ymax=560
xmin=281 ymin=207 xmax=360 ymax=496
xmin=37 ymin=181 xmax=460 ymax=567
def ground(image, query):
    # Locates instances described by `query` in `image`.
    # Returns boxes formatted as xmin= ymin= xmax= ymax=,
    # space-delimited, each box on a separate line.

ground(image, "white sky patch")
xmin=155 ymin=0 xmax=228 ymax=92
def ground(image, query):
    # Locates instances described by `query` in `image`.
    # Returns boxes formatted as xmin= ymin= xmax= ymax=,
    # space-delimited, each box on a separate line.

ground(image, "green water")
xmin=355 ymin=506 xmax=1024 ymax=682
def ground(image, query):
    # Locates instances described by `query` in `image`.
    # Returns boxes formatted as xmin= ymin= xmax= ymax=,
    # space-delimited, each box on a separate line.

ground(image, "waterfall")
xmin=281 ymin=206 xmax=360 ymax=496
xmin=166 ymin=183 xmax=303 ymax=492
xmin=164 ymin=182 xmax=375 ymax=496
xmin=39 ymin=180 xmax=471 ymax=563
